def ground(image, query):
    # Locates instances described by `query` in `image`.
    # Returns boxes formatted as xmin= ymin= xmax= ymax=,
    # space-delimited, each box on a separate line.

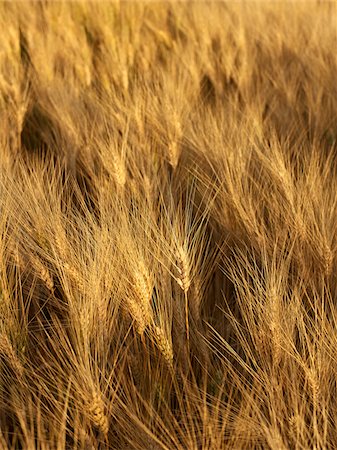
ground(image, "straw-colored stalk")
xmin=78 ymin=429 xmax=96 ymax=450
xmin=191 ymin=276 xmax=203 ymax=323
xmin=321 ymin=242 xmax=333 ymax=276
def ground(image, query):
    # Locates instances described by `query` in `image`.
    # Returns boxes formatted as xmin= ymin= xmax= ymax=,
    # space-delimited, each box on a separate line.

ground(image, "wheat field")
xmin=0 ymin=1 xmax=336 ymax=449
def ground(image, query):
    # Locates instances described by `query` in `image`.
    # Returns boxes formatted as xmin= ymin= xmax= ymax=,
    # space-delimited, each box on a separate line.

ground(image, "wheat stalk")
xmin=269 ymin=291 xmax=282 ymax=367
xmin=191 ymin=276 xmax=203 ymax=323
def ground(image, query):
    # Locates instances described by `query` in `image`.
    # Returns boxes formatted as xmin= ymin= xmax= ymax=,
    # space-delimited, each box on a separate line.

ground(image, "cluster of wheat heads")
xmin=0 ymin=1 xmax=336 ymax=449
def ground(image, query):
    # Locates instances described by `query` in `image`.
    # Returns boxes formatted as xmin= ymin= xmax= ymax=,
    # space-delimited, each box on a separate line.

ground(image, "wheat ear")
xmin=152 ymin=325 xmax=174 ymax=368
xmin=176 ymin=246 xmax=191 ymax=342
xmin=64 ymin=263 xmax=85 ymax=294
xmin=176 ymin=246 xmax=191 ymax=293
xmin=79 ymin=307 xmax=91 ymax=341
xmin=127 ymin=264 xmax=153 ymax=335
xmin=32 ymin=257 xmax=54 ymax=292
xmin=306 ymin=368 xmax=320 ymax=403
xmin=168 ymin=140 xmax=180 ymax=169
xmin=113 ymin=154 xmax=126 ymax=188
xmin=87 ymin=391 xmax=109 ymax=437
xmin=0 ymin=332 xmax=24 ymax=378
xmin=10 ymin=244 xmax=25 ymax=271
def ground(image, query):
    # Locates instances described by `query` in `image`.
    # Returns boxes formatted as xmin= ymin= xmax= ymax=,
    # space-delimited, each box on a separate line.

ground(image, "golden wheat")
xmin=0 ymin=1 xmax=335 ymax=448
xmin=31 ymin=256 xmax=54 ymax=293
xmin=86 ymin=391 xmax=109 ymax=437
xmin=151 ymin=325 xmax=174 ymax=368
xmin=0 ymin=332 xmax=24 ymax=379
